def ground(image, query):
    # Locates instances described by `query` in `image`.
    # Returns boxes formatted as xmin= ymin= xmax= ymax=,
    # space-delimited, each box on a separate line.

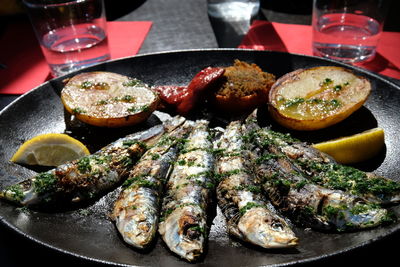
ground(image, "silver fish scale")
xmin=158 ymin=120 xmax=214 ymax=262
xmin=215 ymin=121 xmax=298 ymax=249
xmin=259 ymin=128 xmax=400 ymax=205
xmin=216 ymin=121 xmax=263 ymax=211
xmin=113 ymin=148 xmax=176 ymax=249
xmin=113 ymin=120 xmax=194 ymax=249
xmin=162 ymin=120 xmax=213 ymax=210
xmin=0 ymin=117 xmax=178 ymax=208
xmin=243 ymin=117 xmax=390 ymax=231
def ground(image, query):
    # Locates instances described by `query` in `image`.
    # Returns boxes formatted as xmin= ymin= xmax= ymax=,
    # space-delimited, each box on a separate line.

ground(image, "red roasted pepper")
xmin=154 ymin=85 xmax=188 ymax=106
xmin=176 ymin=67 xmax=224 ymax=114
xmin=154 ymin=67 xmax=225 ymax=114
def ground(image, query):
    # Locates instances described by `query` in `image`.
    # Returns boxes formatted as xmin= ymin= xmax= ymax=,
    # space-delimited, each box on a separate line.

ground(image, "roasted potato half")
xmin=61 ymin=72 xmax=159 ymax=128
xmin=268 ymin=66 xmax=371 ymax=131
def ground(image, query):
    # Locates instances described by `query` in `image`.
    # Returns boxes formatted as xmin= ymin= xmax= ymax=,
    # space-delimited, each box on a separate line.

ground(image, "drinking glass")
xmin=207 ymin=0 xmax=260 ymax=47
xmin=312 ymin=0 xmax=389 ymax=63
xmin=23 ymin=0 xmax=110 ymax=77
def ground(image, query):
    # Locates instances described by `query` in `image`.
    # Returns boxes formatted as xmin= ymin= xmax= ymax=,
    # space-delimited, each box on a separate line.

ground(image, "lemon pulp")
xmin=312 ymin=128 xmax=385 ymax=164
xmin=11 ymin=133 xmax=90 ymax=166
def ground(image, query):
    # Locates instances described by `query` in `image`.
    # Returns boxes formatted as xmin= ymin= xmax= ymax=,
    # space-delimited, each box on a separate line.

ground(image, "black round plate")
xmin=1 ymin=49 xmax=400 ymax=267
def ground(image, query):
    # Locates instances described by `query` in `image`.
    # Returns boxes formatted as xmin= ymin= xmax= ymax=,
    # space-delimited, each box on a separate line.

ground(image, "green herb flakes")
xmin=34 ymin=172 xmax=57 ymax=195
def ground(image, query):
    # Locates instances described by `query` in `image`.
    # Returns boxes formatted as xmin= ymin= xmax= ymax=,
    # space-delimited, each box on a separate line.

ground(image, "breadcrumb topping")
xmin=216 ymin=60 xmax=276 ymax=98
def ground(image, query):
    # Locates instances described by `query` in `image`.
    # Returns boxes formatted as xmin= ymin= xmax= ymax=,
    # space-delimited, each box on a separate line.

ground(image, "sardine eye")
xmin=185 ymin=224 xmax=202 ymax=240
xmin=271 ymin=221 xmax=283 ymax=231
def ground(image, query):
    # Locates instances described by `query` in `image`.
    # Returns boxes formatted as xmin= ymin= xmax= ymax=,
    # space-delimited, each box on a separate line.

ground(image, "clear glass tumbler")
xmin=312 ymin=0 xmax=389 ymax=63
xmin=207 ymin=0 xmax=260 ymax=47
xmin=23 ymin=0 xmax=110 ymax=77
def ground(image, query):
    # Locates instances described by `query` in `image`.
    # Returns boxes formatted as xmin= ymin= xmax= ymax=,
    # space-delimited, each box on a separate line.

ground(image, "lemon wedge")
xmin=312 ymin=128 xmax=385 ymax=164
xmin=10 ymin=133 xmax=90 ymax=166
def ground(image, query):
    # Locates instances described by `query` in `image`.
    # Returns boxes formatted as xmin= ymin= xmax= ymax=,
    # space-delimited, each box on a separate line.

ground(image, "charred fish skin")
xmin=243 ymin=116 xmax=392 ymax=231
xmin=255 ymin=157 xmax=389 ymax=231
xmin=294 ymin=159 xmax=400 ymax=205
xmin=158 ymin=120 xmax=214 ymax=262
xmin=256 ymin=126 xmax=400 ymax=205
xmin=214 ymin=121 xmax=298 ymax=248
xmin=0 ymin=116 xmax=185 ymax=208
xmin=285 ymin=183 xmax=390 ymax=231
xmin=0 ymin=134 xmax=150 ymax=208
xmin=112 ymin=120 xmax=194 ymax=249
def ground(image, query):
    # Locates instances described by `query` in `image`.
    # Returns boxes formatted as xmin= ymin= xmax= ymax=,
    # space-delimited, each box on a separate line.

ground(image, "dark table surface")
xmin=1 ymin=0 xmax=400 ymax=266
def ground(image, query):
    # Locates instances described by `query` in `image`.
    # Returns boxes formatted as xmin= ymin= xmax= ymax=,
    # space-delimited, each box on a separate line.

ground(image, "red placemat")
xmin=240 ymin=20 xmax=400 ymax=79
xmin=0 ymin=21 xmax=152 ymax=95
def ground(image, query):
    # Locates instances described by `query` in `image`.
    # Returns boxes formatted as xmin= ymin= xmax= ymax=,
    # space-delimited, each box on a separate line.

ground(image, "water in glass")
xmin=313 ymin=13 xmax=382 ymax=63
xmin=41 ymin=23 xmax=110 ymax=76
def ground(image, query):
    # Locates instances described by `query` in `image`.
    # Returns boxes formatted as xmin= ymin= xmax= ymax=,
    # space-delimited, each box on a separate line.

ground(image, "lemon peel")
xmin=312 ymin=128 xmax=385 ymax=164
xmin=10 ymin=133 xmax=90 ymax=166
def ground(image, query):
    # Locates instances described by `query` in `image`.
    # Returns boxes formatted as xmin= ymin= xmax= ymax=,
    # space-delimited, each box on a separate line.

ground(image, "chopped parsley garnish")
xmin=121 ymin=95 xmax=134 ymax=102
xmin=255 ymin=153 xmax=282 ymax=164
xmin=122 ymin=174 xmax=157 ymax=189
xmin=283 ymin=97 xmax=305 ymax=108
xmin=322 ymin=205 xmax=340 ymax=218
xmin=323 ymin=78 xmax=333 ymax=85
xmin=281 ymin=97 xmax=341 ymax=111
xmin=122 ymin=140 xmax=148 ymax=150
xmin=151 ymin=153 xmax=161 ymax=160
xmin=188 ymin=225 xmax=206 ymax=234
xmin=264 ymin=130 xmax=300 ymax=144
xmin=239 ymin=202 xmax=265 ymax=215
xmin=141 ymin=105 xmax=150 ymax=112
xmin=122 ymin=78 xmax=142 ymax=87
xmin=272 ymin=179 xmax=292 ymax=194
xmin=300 ymin=206 xmax=315 ymax=217
xmin=77 ymin=157 xmax=92 ymax=173
xmin=72 ymin=107 xmax=87 ymax=114
xmin=333 ymin=85 xmax=342 ymax=91
xmin=234 ymin=185 xmax=262 ymax=194
xmin=296 ymin=160 xmax=400 ymax=197
xmin=120 ymin=156 xmax=133 ymax=167
xmin=126 ymin=106 xmax=139 ymax=113
xmin=34 ymin=172 xmax=57 ymax=195
xmin=350 ymin=203 xmax=378 ymax=215
xmin=80 ymin=81 xmax=109 ymax=90
xmin=241 ymin=129 xmax=259 ymax=143
xmin=295 ymin=180 xmax=307 ymax=190
xmin=214 ymin=169 xmax=242 ymax=182
xmin=127 ymin=105 xmax=150 ymax=113
xmin=6 ymin=184 xmax=24 ymax=202
xmin=80 ymin=81 xmax=93 ymax=89
xmin=329 ymin=99 xmax=341 ymax=108
xmin=96 ymin=99 xmax=108 ymax=105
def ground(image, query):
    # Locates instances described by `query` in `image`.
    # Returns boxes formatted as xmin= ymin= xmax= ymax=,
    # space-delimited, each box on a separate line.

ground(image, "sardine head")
xmin=158 ymin=205 xmax=206 ymax=261
xmin=238 ymin=207 xmax=298 ymax=248
xmin=0 ymin=178 xmax=41 ymax=207
xmin=115 ymin=208 xmax=157 ymax=249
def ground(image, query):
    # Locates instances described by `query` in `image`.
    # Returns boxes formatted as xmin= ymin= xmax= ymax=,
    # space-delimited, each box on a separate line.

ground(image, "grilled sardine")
xmin=158 ymin=120 xmax=214 ymax=262
xmin=257 ymin=126 xmax=400 ymax=205
xmin=214 ymin=121 xmax=298 ymax=248
xmin=244 ymin=116 xmax=392 ymax=231
xmin=0 ymin=116 xmax=185 ymax=208
xmin=112 ymin=120 xmax=194 ymax=249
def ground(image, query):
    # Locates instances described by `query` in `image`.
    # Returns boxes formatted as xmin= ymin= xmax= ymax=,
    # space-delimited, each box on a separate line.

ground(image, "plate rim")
xmin=1 ymin=48 xmax=400 ymax=266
